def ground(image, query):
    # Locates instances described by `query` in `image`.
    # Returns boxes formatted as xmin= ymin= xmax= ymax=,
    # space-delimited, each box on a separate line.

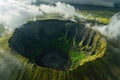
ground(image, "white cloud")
xmin=0 ymin=0 xmax=84 ymax=30
xmin=91 ymin=12 xmax=120 ymax=39
xmin=40 ymin=2 xmax=84 ymax=18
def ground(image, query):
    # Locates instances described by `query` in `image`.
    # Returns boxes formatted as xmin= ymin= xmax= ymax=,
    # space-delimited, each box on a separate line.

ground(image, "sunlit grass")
xmin=79 ymin=10 xmax=116 ymax=24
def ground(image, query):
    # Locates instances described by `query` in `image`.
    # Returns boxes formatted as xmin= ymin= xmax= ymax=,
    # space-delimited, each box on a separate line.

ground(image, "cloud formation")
xmin=0 ymin=0 xmax=84 ymax=31
xmin=91 ymin=12 xmax=120 ymax=40
xmin=0 ymin=0 xmax=119 ymax=40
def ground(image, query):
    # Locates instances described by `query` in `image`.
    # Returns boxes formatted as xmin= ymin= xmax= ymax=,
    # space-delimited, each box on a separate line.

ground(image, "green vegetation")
xmin=0 ymin=26 xmax=5 ymax=35
xmin=79 ymin=10 xmax=117 ymax=24
xmin=0 ymin=34 xmax=12 ymax=49
xmin=70 ymin=50 xmax=86 ymax=69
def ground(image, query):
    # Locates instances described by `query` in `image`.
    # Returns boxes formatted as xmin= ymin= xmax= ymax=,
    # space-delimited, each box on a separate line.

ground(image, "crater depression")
xmin=8 ymin=19 xmax=106 ymax=70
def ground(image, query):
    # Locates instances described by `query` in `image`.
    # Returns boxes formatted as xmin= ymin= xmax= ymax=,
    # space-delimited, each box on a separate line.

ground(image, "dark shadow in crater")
xmin=35 ymin=48 xmax=71 ymax=70
xmin=8 ymin=19 xmax=78 ymax=70
xmin=8 ymin=19 xmax=101 ymax=70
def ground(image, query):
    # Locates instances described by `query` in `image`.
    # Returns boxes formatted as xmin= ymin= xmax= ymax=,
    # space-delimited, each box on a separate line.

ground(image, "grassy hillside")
xmin=73 ymin=4 xmax=120 ymax=24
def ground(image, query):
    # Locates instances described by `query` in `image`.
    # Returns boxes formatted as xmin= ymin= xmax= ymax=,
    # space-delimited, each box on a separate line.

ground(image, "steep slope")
xmin=8 ymin=19 xmax=106 ymax=70
xmin=0 ymin=19 xmax=119 ymax=80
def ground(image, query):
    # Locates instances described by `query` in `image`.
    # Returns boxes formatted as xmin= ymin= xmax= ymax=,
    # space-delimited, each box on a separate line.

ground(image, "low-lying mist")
xmin=0 ymin=49 xmax=21 ymax=80
xmin=88 ymin=12 xmax=120 ymax=40
xmin=0 ymin=48 xmax=35 ymax=80
xmin=89 ymin=12 xmax=120 ymax=54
